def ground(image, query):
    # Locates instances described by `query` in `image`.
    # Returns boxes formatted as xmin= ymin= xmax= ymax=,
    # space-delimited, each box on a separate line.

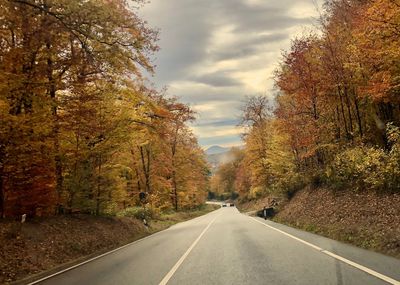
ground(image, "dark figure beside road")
xmin=257 ymin=207 xmax=275 ymax=219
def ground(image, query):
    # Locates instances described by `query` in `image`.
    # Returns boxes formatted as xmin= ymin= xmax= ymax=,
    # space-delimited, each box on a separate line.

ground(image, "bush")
xmin=326 ymin=124 xmax=400 ymax=192
xmin=272 ymin=172 xmax=307 ymax=199
xmin=326 ymin=146 xmax=386 ymax=191
xmin=381 ymin=124 xmax=400 ymax=192
xmin=248 ymin=186 xmax=265 ymax=200
xmin=117 ymin=207 xmax=153 ymax=219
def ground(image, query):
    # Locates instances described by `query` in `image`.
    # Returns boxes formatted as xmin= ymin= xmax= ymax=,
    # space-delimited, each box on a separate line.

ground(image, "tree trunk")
xmin=338 ymin=86 xmax=349 ymax=138
xmin=172 ymin=170 xmax=178 ymax=211
xmin=139 ymin=146 xmax=151 ymax=195
xmin=0 ymin=169 xmax=4 ymax=218
xmin=0 ymin=142 xmax=4 ymax=218
xmin=336 ymin=105 xmax=341 ymax=139
xmin=95 ymin=155 xmax=102 ymax=215
xmin=46 ymin=39 xmax=63 ymax=214
xmin=354 ymin=96 xmax=363 ymax=137
xmin=171 ymin=127 xmax=179 ymax=211
xmin=343 ymin=85 xmax=354 ymax=134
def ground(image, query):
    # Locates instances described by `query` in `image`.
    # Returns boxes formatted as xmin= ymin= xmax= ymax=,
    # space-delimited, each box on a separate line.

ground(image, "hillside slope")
xmin=0 ymin=205 xmax=219 ymax=284
xmin=273 ymin=188 xmax=400 ymax=258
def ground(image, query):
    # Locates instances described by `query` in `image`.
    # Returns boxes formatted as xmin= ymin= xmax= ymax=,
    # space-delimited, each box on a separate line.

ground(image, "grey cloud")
xmin=141 ymin=0 xmax=217 ymax=84
xmin=174 ymin=87 xmax=243 ymax=104
xmin=212 ymin=33 xmax=289 ymax=61
xmin=191 ymin=71 xmax=241 ymax=87
xmin=216 ymin=0 xmax=314 ymax=33
xmin=142 ymin=0 xmax=313 ymax=85
xmin=140 ymin=0 xmax=320 ymax=146
xmin=195 ymin=119 xmax=240 ymax=127
xmin=212 ymin=47 xmax=258 ymax=62
xmin=197 ymin=135 xmax=242 ymax=147
xmin=246 ymin=33 xmax=290 ymax=47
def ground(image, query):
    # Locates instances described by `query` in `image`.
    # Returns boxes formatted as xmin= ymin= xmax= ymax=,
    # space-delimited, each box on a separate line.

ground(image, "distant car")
xmin=222 ymin=203 xmax=227 ymax=207
xmin=230 ymin=203 xmax=235 ymax=207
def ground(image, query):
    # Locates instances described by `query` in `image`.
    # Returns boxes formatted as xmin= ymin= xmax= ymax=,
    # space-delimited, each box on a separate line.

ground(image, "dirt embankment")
xmin=273 ymin=188 xmax=400 ymax=258
xmin=0 ymin=205 xmax=219 ymax=284
xmin=0 ymin=215 xmax=147 ymax=284
xmin=238 ymin=196 xmax=281 ymax=214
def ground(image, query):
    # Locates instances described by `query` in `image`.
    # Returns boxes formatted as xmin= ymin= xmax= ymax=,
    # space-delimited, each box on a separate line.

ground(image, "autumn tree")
xmin=163 ymin=99 xmax=195 ymax=210
xmin=0 ymin=1 xmax=162 ymax=216
xmin=210 ymin=147 xmax=244 ymax=200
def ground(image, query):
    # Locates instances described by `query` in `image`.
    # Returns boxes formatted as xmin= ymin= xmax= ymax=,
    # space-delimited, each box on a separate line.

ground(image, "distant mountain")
xmin=205 ymin=145 xmax=230 ymax=155
xmin=205 ymin=146 xmax=231 ymax=170
xmin=207 ymin=152 xmax=229 ymax=169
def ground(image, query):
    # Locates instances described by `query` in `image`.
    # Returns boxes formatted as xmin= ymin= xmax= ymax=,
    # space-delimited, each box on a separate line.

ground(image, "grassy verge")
xmin=149 ymin=204 xmax=220 ymax=232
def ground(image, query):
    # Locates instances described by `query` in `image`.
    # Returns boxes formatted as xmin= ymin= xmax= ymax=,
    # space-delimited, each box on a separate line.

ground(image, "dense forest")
xmin=0 ymin=0 xmax=209 ymax=218
xmin=211 ymin=0 xmax=400 ymax=200
xmin=2 ymin=0 xmax=400 ymax=218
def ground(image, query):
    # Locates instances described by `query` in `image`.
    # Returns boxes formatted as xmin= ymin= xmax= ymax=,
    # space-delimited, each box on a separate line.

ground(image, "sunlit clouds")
xmin=139 ymin=0 xmax=322 ymax=148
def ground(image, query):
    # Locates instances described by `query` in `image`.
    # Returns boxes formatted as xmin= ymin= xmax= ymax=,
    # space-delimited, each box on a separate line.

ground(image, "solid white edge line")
xmin=27 ymin=227 xmax=170 ymax=285
xmin=322 ymin=250 xmax=400 ymax=285
xmin=250 ymin=217 xmax=400 ymax=285
xmin=250 ymin=217 xmax=322 ymax=251
xmin=158 ymin=214 xmax=220 ymax=285
xmin=28 ymin=209 xmax=221 ymax=285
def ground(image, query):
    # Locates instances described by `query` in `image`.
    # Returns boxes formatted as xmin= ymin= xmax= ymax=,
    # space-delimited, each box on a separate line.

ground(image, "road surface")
xmin=31 ymin=207 xmax=400 ymax=285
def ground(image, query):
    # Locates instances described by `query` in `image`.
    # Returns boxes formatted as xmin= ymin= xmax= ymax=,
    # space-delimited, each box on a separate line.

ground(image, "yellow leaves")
xmin=326 ymin=123 xmax=400 ymax=193
xmin=0 ymin=0 xmax=204 ymax=217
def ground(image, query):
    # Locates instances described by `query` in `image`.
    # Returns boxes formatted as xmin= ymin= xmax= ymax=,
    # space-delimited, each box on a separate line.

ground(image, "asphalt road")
xmin=32 ymin=207 xmax=400 ymax=285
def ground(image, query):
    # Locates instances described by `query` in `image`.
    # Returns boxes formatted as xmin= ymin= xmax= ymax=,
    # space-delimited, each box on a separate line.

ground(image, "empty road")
xmin=31 ymin=207 xmax=400 ymax=285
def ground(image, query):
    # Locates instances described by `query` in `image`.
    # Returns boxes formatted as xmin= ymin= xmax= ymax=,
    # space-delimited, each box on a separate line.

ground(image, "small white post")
xmin=21 ymin=214 xmax=26 ymax=223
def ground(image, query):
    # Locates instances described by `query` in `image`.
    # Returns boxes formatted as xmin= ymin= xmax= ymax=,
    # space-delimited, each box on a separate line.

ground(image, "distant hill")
xmin=205 ymin=145 xmax=230 ymax=155
xmin=205 ymin=146 xmax=231 ymax=170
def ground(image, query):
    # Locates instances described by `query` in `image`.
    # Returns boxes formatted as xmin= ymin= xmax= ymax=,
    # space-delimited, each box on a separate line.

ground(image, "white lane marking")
xmin=250 ymin=217 xmax=322 ymax=251
xmin=250 ymin=217 xmax=400 ymax=285
xmin=159 ymin=214 xmax=220 ymax=285
xmin=322 ymin=250 xmax=400 ymax=285
xmin=28 ymin=209 xmax=221 ymax=285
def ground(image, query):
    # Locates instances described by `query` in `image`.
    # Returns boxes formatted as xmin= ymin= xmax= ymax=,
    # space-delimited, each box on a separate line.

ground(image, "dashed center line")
xmin=158 ymin=214 xmax=220 ymax=285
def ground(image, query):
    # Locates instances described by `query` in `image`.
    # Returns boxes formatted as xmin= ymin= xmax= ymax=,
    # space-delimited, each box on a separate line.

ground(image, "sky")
xmin=138 ymin=0 xmax=322 ymax=149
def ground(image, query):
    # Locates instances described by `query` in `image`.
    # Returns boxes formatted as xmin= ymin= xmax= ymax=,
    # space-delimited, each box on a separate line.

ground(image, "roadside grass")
xmin=149 ymin=204 xmax=220 ymax=232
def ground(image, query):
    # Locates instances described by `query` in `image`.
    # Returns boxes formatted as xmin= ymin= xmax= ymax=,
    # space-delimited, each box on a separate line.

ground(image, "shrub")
xmin=382 ymin=123 xmax=400 ymax=192
xmin=326 ymin=146 xmax=386 ymax=191
xmin=117 ymin=207 xmax=153 ymax=219
xmin=272 ymin=172 xmax=307 ymax=199
xmin=326 ymin=124 xmax=400 ymax=192
xmin=248 ymin=186 xmax=264 ymax=200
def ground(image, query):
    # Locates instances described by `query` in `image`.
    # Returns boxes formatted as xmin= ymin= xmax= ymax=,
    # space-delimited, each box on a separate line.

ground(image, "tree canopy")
xmin=212 ymin=0 xmax=400 ymax=200
xmin=0 ymin=0 xmax=209 ymax=218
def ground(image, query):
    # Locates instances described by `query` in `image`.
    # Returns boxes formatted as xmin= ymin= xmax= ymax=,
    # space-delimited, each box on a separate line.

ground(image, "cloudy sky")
xmin=138 ymin=0 xmax=322 ymax=148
